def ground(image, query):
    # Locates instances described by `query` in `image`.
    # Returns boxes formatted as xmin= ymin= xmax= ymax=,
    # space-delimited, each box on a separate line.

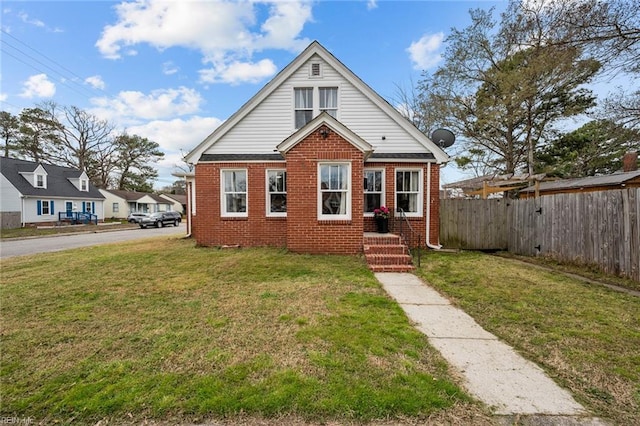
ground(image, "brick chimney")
xmin=622 ymin=151 xmax=638 ymax=172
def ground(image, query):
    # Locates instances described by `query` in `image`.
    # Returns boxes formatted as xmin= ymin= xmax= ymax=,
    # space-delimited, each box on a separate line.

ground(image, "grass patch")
xmin=0 ymin=239 xmax=477 ymax=424
xmin=1 ymin=222 xmax=137 ymax=239
xmin=417 ymin=250 xmax=640 ymax=425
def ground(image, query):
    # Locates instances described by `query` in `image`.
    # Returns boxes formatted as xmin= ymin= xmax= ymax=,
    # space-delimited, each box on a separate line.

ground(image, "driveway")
xmin=0 ymin=224 xmax=186 ymax=259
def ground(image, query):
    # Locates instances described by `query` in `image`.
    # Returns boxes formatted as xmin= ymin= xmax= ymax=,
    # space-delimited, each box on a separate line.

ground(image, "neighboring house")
xmin=159 ymin=193 xmax=186 ymax=215
xmin=520 ymin=170 xmax=640 ymax=198
xmin=0 ymin=157 xmax=104 ymax=228
xmin=182 ymin=41 xmax=448 ymax=254
xmin=100 ymin=189 xmax=173 ymax=219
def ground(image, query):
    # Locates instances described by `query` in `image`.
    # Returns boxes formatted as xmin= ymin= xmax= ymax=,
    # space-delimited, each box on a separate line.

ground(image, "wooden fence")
xmin=440 ymin=188 xmax=640 ymax=282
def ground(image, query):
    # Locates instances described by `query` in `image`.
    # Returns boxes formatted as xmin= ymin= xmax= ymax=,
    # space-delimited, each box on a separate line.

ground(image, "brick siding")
xmin=190 ymin=131 xmax=441 ymax=253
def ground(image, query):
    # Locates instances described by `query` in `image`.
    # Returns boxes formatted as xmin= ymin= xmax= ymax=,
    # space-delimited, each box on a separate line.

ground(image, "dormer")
xmin=68 ymin=171 xmax=90 ymax=192
xmin=19 ymin=164 xmax=48 ymax=189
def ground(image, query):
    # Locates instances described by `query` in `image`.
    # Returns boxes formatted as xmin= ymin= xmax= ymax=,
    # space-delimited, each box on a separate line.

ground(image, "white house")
xmin=0 ymin=157 xmax=104 ymax=228
xmin=159 ymin=193 xmax=186 ymax=215
xmin=100 ymin=189 xmax=174 ymax=219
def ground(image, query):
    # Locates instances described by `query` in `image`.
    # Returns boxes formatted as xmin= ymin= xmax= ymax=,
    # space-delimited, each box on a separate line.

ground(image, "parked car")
xmin=163 ymin=211 xmax=182 ymax=223
xmin=139 ymin=212 xmax=181 ymax=228
xmin=127 ymin=212 xmax=149 ymax=223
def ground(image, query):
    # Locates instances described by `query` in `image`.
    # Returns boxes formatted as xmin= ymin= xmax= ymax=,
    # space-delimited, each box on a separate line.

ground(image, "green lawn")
xmin=0 ymin=239 xmax=483 ymax=425
xmin=417 ymin=250 xmax=640 ymax=425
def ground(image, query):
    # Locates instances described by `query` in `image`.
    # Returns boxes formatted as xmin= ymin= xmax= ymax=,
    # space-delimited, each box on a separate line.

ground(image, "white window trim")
xmin=318 ymin=162 xmax=351 ymax=221
xmin=80 ymin=179 xmax=88 ymax=191
xmin=36 ymin=174 xmax=46 ymax=188
xmin=395 ymin=168 xmax=423 ymax=218
xmin=41 ymin=200 xmax=50 ymax=215
xmin=293 ymin=85 xmax=341 ymax=129
xmin=266 ymin=169 xmax=287 ymax=217
xmin=363 ymin=168 xmax=385 ymax=217
xmin=220 ymin=169 xmax=248 ymax=218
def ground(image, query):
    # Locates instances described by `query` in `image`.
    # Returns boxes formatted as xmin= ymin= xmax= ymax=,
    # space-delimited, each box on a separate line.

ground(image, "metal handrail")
xmin=395 ymin=208 xmax=421 ymax=268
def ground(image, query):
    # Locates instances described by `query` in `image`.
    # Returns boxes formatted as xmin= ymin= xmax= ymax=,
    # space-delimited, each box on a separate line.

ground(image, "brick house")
xmin=182 ymin=41 xmax=448 ymax=255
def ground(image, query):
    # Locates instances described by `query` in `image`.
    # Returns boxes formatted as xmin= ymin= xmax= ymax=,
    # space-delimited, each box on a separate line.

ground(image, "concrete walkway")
xmin=375 ymin=272 xmax=601 ymax=421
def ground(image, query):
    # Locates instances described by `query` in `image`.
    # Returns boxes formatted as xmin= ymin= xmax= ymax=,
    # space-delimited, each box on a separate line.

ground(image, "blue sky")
xmin=2 ymin=0 xmax=516 ymax=188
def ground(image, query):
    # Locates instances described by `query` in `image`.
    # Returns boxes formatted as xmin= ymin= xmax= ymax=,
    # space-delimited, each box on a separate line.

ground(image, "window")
xmin=41 ymin=200 xmax=50 ymax=215
xmin=81 ymin=179 xmax=88 ymax=191
xmin=222 ymin=170 xmax=247 ymax=216
xmin=267 ymin=170 xmax=287 ymax=216
xmin=36 ymin=174 xmax=44 ymax=187
xmin=319 ymin=163 xmax=350 ymax=220
xmin=294 ymin=88 xmax=313 ymax=129
xmin=396 ymin=169 xmax=422 ymax=216
xmin=84 ymin=201 xmax=92 ymax=213
xmin=294 ymin=87 xmax=339 ymax=128
xmin=113 ymin=202 xmax=119 ymax=213
xmin=364 ymin=169 xmax=384 ymax=214
xmin=319 ymin=87 xmax=338 ymax=118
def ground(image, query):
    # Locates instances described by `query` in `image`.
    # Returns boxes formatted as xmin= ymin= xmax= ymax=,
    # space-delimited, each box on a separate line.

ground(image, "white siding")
xmin=0 ymin=175 xmax=22 ymax=212
xmin=100 ymin=190 xmax=126 ymax=219
xmin=205 ymin=54 xmax=430 ymax=155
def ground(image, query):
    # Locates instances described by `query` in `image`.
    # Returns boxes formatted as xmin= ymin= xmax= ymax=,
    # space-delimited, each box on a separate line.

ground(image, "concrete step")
xmin=368 ymin=264 xmax=416 ymax=272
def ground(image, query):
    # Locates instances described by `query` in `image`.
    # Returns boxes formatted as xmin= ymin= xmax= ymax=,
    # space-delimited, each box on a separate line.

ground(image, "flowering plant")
xmin=373 ymin=206 xmax=390 ymax=219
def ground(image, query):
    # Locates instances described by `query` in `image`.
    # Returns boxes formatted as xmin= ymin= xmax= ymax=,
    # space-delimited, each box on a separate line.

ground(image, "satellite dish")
xmin=431 ymin=128 xmax=455 ymax=149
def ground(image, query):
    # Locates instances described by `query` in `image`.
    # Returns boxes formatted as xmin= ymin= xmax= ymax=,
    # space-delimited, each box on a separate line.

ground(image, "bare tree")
xmin=418 ymin=6 xmax=599 ymax=175
xmin=41 ymin=101 xmax=115 ymax=178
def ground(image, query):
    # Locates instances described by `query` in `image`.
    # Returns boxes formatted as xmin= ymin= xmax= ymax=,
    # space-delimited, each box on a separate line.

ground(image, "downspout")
xmin=185 ymin=181 xmax=192 ymax=237
xmin=21 ymin=195 xmax=25 ymax=228
xmin=426 ymin=162 xmax=442 ymax=250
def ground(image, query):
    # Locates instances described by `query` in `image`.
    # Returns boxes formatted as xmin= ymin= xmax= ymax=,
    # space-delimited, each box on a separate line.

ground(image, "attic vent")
xmin=310 ymin=63 xmax=321 ymax=77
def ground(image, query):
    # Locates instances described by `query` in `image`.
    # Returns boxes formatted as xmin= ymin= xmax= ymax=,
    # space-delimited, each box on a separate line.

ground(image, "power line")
xmin=1 ymin=29 xmax=115 ymax=101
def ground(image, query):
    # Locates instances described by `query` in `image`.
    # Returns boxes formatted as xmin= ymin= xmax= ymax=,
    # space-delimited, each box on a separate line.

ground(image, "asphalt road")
xmin=0 ymin=224 xmax=186 ymax=259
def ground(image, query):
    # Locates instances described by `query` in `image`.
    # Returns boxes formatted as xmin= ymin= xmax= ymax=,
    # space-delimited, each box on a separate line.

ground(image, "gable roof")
xmin=101 ymin=189 xmax=168 ymax=204
xmin=0 ymin=156 xmax=104 ymax=199
xmin=277 ymin=112 xmax=373 ymax=158
xmin=160 ymin=193 xmax=187 ymax=204
xmin=185 ymin=41 xmax=449 ymax=164
xmin=520 ymin=170 xmax=640 ymax=193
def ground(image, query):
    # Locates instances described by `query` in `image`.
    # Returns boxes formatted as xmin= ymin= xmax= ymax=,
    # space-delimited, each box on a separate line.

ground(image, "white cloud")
xmin=96 ymin=0 xmax=312 ymax=84
xmin=126 ymin=116 xmax=223 ymax=153
xmin=18 ymin=11 xmax=44 ymax=28
xmin=199 ymin=59 xmax=277 ymax=85
xmin=162 ymin=61 xmax=179 ymax=75
xmin=89 ymin=86 xmax=203 ymax=123
xmin=85 ymin=75 xmax=106 ymax=90
xmin=20 ymin=74 xmax=56 ymax=98
xmin=0 ymin=93 xmax=7 ymax=102
xmin=407 ymin=32 xmax=444 ymax=70
xmin=367 ymin=1 xmax=378 ymax=10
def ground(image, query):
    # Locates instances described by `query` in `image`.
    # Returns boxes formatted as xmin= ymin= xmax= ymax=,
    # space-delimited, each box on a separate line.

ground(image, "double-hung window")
xmin=267 ymin=170 xmax=287 ymax=216
xmin=222 ymin=170 xmax=247 ymax=217
xmin=36 ymin=174 xmax=44 ymax=187
xmin=41 ymin=200 xmax=50 ymax=215
xmin=294 ymin=88 xmax=313 ymax=129
xmin=364 ymin=169 xmax=384 ymax=215
xmin=319 ymin=163 xmax=350 ymax=220
xmin=294 ymin=87 xmax=339 ymax=128
xmin=396 ymin=169 xmax=422 ymax=216
xmin=319 ymin=87 xmax=338 ymax=118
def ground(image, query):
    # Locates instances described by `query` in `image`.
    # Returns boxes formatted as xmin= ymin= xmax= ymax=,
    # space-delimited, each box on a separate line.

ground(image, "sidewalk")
xmin=375 ymin=272 xmax=607 ymax=424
